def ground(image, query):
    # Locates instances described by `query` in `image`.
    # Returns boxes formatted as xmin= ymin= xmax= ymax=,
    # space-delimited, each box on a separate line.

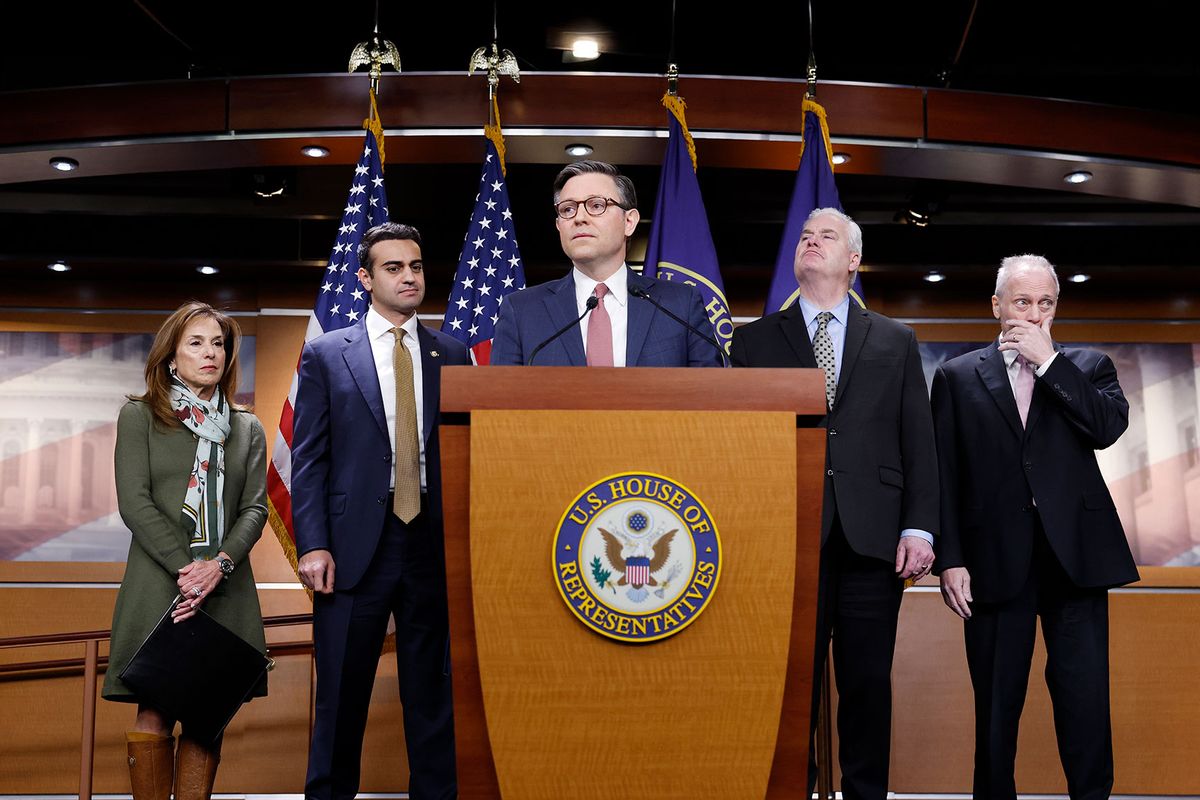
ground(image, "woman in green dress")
xmin=103 ymin=301 xmax=268 ymax=800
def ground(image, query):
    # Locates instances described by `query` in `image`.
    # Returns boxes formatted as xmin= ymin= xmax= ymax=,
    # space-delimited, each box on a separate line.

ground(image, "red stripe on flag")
xmin=278 ymin=398 xmax=294 ymax=445
xmin=471 ymin=339 xmax=493 ymax=366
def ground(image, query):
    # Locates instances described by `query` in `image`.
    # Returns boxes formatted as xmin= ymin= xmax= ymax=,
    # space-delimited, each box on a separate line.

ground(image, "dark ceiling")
xmin=2 ymin=1 xmax=1198 ymax=314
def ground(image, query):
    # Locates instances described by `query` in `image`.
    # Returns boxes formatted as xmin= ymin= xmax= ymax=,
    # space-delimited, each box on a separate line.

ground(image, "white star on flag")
xmin=442 ymin=137 xmax=528 ymax=364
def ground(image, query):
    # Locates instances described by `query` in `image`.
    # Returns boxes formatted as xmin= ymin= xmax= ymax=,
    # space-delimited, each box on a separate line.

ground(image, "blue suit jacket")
xmin=291 ymin=320 xmax=470 ymax=591
xmin=490 ymin=269 xmax=722 ymax=367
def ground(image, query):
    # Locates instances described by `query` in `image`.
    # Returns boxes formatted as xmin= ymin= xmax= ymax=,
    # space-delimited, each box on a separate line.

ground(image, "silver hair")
xmin=995 ymin=254 xmax=1060 ymax=298
xmin=806 ymin=207 xmax=863 ymax=259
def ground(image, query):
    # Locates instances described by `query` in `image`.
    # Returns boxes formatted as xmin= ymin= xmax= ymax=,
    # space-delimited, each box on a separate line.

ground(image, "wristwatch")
xmin=216 ymin=556 xmax=235 ymax=579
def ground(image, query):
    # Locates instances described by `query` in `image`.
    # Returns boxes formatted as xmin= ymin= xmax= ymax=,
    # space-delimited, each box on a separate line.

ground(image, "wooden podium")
xmin=439 ymin=367 xmax=827 ymax=799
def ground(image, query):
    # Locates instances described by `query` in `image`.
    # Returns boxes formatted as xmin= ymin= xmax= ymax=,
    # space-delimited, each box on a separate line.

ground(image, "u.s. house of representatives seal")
xmin=552 ymin=472 xmax=722 ymax=643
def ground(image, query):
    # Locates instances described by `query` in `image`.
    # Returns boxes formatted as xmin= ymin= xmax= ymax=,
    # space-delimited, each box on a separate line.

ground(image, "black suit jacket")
xmin=930 ymin=342 xmax=1139 ymax=603
xmin=292 ymin=320 xmax=471 ymax=591
xmin=731 ymin=302 xmax=939 ymax=563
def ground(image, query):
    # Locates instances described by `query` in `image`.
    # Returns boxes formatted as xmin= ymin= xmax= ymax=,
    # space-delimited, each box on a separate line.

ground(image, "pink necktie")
xmin=586 ymin=284 xmax=614 ymax=367
xmin=1014 ymin=355 xmax=1034 ymax=427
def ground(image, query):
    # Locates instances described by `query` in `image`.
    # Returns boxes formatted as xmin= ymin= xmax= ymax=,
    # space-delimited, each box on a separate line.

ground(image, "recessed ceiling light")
xmin=906 ymin=208 xmax=931 ymax=227
xmin=48 ymin=260 xmax=71 ymax=272
xmin=197 ymin=265 xmax=219 ymax=275
xmin=565 ymin=143 xmax=593 ymax=157
xmin=1068 ymin=273 xmax=1091 ymax=283
xmin=924 ymin=271 xmax=946 ymax=283
xmin=301 ymin=145 xmax=330 ymax=158
xmin=1064 ymin=170 xmax=1093 ymax=184
xmin=571 ymin=38 xmax=600 ymax=60
xmin=832 ymin=152 xmax=851 ymax=165
xmin=49 ymin=157 xmax=79 ymax=172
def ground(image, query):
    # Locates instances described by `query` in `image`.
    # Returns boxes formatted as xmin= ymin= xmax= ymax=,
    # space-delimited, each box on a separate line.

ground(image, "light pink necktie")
xmin=586 ymin=284 xmax=614 ymax=367
xmin=1014 ymin=355 xmax=1035 ymax=427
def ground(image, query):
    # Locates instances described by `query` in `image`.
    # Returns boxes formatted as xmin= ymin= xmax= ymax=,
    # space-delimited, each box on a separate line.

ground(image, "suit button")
xmin=1022 ymin=504 xmax=1033 ymax=512
xmin=1024 ymin=462 xmax=1032 ymax=470
xmin=377 ymin=496 xmax=385 ymax=505
xmin=828 ymin=428 xmax=838 ymax=436
xmin=383 ymin=453 xmax=390 ymax=462
xmin=826 ymin=469 xmax=834 ymax=476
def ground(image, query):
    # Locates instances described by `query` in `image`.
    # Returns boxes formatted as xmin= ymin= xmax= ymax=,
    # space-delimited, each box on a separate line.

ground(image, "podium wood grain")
xmin=467 ymin=410 xmax=795 ymax=799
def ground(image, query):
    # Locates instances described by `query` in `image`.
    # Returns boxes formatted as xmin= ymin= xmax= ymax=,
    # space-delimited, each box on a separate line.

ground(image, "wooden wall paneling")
xmin=0 ymin=81 xmax=229 ymax=147
xmin=926 ymin=89 xmax=1200 ymax=167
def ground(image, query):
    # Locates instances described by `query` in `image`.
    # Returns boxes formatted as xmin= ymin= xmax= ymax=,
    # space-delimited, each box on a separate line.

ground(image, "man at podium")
xmin=730 ymin=207 xmax=939 ymax=800
xmin=491 ymin=160 xmax=721 ymax=367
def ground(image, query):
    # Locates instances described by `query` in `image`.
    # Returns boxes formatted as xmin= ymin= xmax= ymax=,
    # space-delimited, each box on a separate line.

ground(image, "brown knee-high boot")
xmin=125 ymin=732 xmax=174 ymax=800
xmin=174 ymin=735 xmax=221 ymax=800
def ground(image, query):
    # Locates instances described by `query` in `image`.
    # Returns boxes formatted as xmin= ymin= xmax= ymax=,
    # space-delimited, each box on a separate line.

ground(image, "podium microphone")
xmin=628 ymin=285 xmax=728 ymax=367
xmin=528 ymin=295 xmax=599 ymax=365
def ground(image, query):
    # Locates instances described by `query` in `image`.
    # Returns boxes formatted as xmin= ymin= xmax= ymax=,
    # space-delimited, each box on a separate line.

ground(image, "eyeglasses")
xmin=553 ymin=195 xmax=626 ymax=220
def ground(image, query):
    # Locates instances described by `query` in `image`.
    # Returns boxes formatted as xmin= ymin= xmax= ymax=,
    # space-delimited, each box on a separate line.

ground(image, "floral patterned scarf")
xmin=170 ymin=377 xmax=230 ymax=559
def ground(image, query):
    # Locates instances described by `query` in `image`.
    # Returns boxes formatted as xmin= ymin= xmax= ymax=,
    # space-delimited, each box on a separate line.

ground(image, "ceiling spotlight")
xmin=831 ymin=152 xmax=851 ymax=165
xmin=301 ymin=145 xmax=330 ymax=158
xmin=924 ymin=271 xmax=946 ymax=283
xmin=1068 ymin=273 xmax=1091 ymax=283
xmin=906 ymin=208 xmax=931 ymax=227
xmin=48 ymin=260 xmax=71 ymax=273
xmin=571 ymin=38 xmax=600 ymax=60
xmin=1064 ymin=170 xmax=1093 ymax=184
xmin=565 ymin=143 xmax=594 ymax=157
xmin=49 ymin=157 xmax=79 ymax=172
xmin=197 ymin=265 xmax=219 ymax=275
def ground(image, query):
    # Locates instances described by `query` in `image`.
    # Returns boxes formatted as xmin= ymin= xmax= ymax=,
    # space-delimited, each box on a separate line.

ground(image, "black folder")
xmin=118 ymin=595 xmax=270 ymax=744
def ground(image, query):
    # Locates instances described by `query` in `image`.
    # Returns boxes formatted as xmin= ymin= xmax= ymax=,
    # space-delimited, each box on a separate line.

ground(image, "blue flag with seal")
xmin=763 ymin=97 xmax=865 ymax=313
xmin=644 ymin=93 xmax=730 ymax=353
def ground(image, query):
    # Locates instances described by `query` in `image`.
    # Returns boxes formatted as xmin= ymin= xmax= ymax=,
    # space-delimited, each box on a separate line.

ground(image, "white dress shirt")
xmin=574 ymin=265 xmax=629 ymax=368
xmin=365 ymin=306 xmax=426 ymax=490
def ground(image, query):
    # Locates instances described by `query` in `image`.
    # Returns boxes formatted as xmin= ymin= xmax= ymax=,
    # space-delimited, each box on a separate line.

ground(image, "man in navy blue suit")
xmin=292 ymin=223 xmax=469 ymax=800
xmin=491 ymin=160 xmax=721 ymax=367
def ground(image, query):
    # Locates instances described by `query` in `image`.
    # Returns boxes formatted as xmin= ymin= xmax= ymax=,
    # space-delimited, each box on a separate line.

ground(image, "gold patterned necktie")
xmin=813 ymin=311 xmax=837 ymax=411
xmin=390 ymin=327 xmax=421 ymax=523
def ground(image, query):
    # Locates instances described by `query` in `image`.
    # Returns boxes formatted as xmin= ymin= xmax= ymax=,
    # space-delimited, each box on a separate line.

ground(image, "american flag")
xmin=441 ymin=137 xmax=526 ymax=364
xmin=265 ymin=127 xmax=389 ymax=574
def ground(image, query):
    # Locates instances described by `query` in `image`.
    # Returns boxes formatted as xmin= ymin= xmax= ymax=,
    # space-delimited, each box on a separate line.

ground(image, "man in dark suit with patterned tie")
xmin=730 ymin=208 xmax=939 ymax=800
xmin=292 ymin=223 xmax=469 ymax=800
xmin=931 ymin=254 xmax=1138 ymax=800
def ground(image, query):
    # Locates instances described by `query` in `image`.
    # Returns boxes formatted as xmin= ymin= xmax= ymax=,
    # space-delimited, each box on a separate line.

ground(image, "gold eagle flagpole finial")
xmin=469 ymin=42 xmax=520 ymax=124
xmin=348 ymin=25 xmax=401 ymax=100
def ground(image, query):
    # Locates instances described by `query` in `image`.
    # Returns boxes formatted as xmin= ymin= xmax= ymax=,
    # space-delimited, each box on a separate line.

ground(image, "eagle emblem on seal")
xmin=598 ymin=511 xmax=677 ymax=603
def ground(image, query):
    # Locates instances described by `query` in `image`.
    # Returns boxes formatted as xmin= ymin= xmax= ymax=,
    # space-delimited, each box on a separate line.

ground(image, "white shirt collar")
xmin=366 ymin=305 xmax=419 ymax=342
xmin=573 ymin=264 xmax=629 ymax=308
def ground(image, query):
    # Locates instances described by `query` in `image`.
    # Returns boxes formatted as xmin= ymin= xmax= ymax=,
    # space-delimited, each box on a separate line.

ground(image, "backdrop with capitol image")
xmin=0 ymin=330 xmax=255 ymax=563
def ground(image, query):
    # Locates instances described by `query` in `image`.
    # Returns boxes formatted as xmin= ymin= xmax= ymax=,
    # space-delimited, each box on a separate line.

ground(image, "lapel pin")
xmin=429 ymin=350 xmax=440 ymax=358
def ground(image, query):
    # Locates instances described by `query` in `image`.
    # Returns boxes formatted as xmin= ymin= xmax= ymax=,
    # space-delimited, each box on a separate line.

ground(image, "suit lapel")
xmin=416 ymin=324 xmax=440 ymax=445
xmin=625 ymin=271 xmax=653 ymax=366
xmin=834 ymin=305 xmax=869 ymax=408
xmin=976 ymin=344 xmax=1024 ymax=439
xmin=778 ymin=305 xmax=818 ymax=368
xmin=341 ymin=324 xmax=389 ymax=441
xmin=544 ymin=272 xmax=586 ymax=366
